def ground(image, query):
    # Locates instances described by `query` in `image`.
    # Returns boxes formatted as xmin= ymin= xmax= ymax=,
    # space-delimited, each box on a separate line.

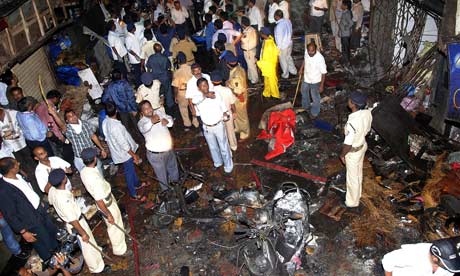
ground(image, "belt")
xmin=349 ymin=144 xmax=364 ymax=153
xmin=148 ymin=149 xmax=167 ymax=154
xmin=203 ymin=120 xmax=222 ymax=127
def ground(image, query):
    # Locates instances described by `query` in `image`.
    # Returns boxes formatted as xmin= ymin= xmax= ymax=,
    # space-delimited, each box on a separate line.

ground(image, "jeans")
xmin=0 ymin=217 xmax=21 ymax=255
xmin=30 ymin=206 xmax=58 ymax=261
xmin=301 ymin=82 xmax=321 ymax=117
xmin=123 ymin=158 xmax=140 ymax=197
xmin=146 ymin=150 xmax=179 ymax=191
xmin=341 ymin=36 xmax=351 ymax=64
xmin=74 ymin=157 xmax=103 ymax=175
xmin=203 ymin=122 xmax=233 ymax=173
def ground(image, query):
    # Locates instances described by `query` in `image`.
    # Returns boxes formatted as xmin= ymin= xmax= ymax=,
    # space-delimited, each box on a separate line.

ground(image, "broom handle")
xmin=292 ymin=66 xmax=304 ymax=107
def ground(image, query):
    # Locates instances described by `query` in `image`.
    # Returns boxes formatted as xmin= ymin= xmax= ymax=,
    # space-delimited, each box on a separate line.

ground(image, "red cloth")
xmin=257 ymin=109 xmax=296 ymax=160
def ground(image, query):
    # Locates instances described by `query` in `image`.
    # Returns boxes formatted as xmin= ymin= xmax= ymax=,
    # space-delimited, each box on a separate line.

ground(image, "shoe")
xmin=14 ymin=251 xmax=30 ymax=259
xmin=130 ymin=195 xmax=147 ymax=202
xmin=223 ymin=171 xmax=233 ymax=178
xmin=212 ymin=166 xmax=222 ymax=172
xmin=184 ymin=127 xmax=191 ymax=132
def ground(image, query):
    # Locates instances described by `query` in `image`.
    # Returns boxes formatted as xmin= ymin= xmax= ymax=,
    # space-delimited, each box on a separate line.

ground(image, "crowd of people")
xmin=0 ymin=0 xmax=389 ymax=275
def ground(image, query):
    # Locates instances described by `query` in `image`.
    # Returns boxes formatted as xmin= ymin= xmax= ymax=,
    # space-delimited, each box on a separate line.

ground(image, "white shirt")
xmin=0 ymin=109 xmax=27 ymax=152
xmin=361 ymin=0 xmax=370 ymax=12
xmin=0 ymin=82 xmax=8 ymax=106
xmin=352 ymin=2 xmax=364 ymax=29
xmin=274 ymin=18 xmax=293 ymax=50
xmin=35 ymin=156 xmax=72 ymax=192
xmin=212 ymin=29 xmax=241 ymax=49
xmin=247 ymin=6 xmax=263 ymax=30
xmin=102 ymin=117 xmax=139 ymax=164
xmin=214 ymin=85 xmax=236 ymax=111
xmin=223 ymin=20 xmax=233 ymax=30
xmin=171 ymin=7 xmax=189 ymax=24
xmin=268 ymin=3 xmax=280 ymax=23
xmin=278 ymin=1 xmax=290 ymax=19
xmin=185 ymin=74 xmax=214 ymax=101
xmin=382 ymin=243 xmax=453 ymax=276
xmin=193 ymin=92 xmax=228 ymax=125
xmin=303 ymin=51 xmax=327 ymax=84
xmin=0 ymin=143 xmax=14 ymax=159
xmin=4 ymin=174 xmax=40 ymax=209
xmin=125 ymin=32 xmax=142 ymax=64
xmin=343 ymin=109 xmax=372 ymax=147
xmin=134 ymin=21 xmax=146 ymax=45
xmin=310 ymin=0 xmax=328 ymax=17
xmin=48 ymin=187 xmax=81 ymax=223
xmin=204 ymin=0 xmax=213 ymax=13
xmin=138 ymin=110 xmax=174 ymax=152
xmin=108 ymin=30 xmax=128 ymax=60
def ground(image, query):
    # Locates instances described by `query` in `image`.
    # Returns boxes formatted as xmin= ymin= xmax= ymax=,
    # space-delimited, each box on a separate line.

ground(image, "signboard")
xmin=447 ymin=43 xmax=460 ymax=121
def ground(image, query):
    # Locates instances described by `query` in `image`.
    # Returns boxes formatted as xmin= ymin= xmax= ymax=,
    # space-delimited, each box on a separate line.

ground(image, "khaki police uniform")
xmin=241 ymin=26 xmax=259 ymax=84
xmin=343 ymin=109 xmax=372 ymax=207
xmin=172 ymin=64 xmax=198 ymax=128
xmin=48 ymin=187 xmax=105 ymax=273
xmin=171 ymin=39 xmax=198 ymax=65
xmin=80 ymin=167 xmax=127 ymax=256
xmin=228 ymin=65 xmax=250 ymax=140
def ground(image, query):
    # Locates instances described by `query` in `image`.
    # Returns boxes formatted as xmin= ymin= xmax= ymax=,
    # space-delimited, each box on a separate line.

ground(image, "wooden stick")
xmin=38 ymin=75 xmax=50 ymax=107
xmin=292 ymin=67 xmax=303 ymax=107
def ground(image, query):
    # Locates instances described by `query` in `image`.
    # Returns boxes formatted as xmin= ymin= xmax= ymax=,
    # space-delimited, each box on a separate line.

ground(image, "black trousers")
xmin=30 ymin=205 xmax=58 ymax=261
xmin=131 ymin=63 xmax=142 ymax=88
xmin=341 ymin=36 xmax=351 ymax=64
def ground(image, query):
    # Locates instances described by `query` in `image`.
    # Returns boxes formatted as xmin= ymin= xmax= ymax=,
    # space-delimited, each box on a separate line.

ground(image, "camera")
xmin=45 ymin=229 xmax=84 ymax=273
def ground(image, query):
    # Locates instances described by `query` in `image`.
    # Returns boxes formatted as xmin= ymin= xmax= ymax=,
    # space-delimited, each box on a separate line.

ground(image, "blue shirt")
xmin=146 ymin=53 xmax=171 ymax=81
xmin=205 ymin=22 xmax=216 ymax=50
xmin=156 ymin=27 xmax=176 ymax=57
xmin=102 ymin=80 xmax=137 ymax=113
xmin=16 ymin=112 xmax=47 ymax=142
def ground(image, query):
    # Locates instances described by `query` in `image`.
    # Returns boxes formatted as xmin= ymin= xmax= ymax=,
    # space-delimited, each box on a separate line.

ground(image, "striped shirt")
xmin=65 ymin=120 xmax=95 ymax=158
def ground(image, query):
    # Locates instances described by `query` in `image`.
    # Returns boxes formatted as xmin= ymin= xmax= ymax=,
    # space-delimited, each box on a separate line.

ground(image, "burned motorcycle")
xmin=232 ymin=182 xmax=314 ymax=276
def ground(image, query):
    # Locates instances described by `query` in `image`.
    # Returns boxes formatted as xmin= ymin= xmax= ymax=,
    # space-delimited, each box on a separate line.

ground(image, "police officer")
xmin=226 ymin=52 xmax=250 ymax=141
xmin=47 ymin=169 xmax=108 ymax=273
xmin=339 ymin=91 xmax=372 ymax=208
xmin=80 ymin=148 xmax=128 ymax=256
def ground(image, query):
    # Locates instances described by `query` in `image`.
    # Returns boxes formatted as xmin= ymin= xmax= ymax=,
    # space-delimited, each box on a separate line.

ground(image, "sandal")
xmin=143 ymin=201 xmax=155 ymax=209
xmin=135 ymin=181 xmax=152 ymax=190
xmin=130 ymin=195 xmax=147 ymax=202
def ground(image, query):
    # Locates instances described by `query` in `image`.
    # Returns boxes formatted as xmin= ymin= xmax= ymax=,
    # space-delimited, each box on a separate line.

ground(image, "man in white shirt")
xmin=247 ymin=0 xmax=263 ymax=31
xmin=185 ymin=63 xmax=214 ymax=123
xmin=0 ymin=81 xmax=8 ymax=108
xmin=138 ymin=100 xmax=179 ymax=191
xmin=171 ymin=0 xmax=189 ymax=33
xmin=351 ymin=0 xmax=364 ymax=50
xmin=278 ymin=0 xmax=289 ymax=19
xmin=194 ymin=78 xmax=233 ymax=174
xmin=339 ymin=91 xmax=372 ymax=208
xmin=0 ymin=157 xmax=58 ymax=261
xmin=299 ymin=42 xmax=327 ymax=118
xmin=107 ymin=20 xmax=128 ymax=79
xmin=33 ymin=146 xmax=72 ymax=193
xmin=241 ymin=17 xmax=259 ymax=85
xmin=382 ymin=238 xmax=460 ymax=276
xmin=102 ymin=103 xmax=146 ymax=201
xmin=274 ymin=10 xmax=297 ymax=79
xmin=125 ymin=23 xmax=142 ymax=87
xmin=309 ymin=0 xmax=328 ymax=34
xmin=210 ymin=71 xmax=237 ymax=151
xmin=0 ymin=108 xmax=35 ymax=183
xmin=268 ymin=0 xmax=280 ymax=30
xmin=212 ymin=19 xmax=242 ymax=49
